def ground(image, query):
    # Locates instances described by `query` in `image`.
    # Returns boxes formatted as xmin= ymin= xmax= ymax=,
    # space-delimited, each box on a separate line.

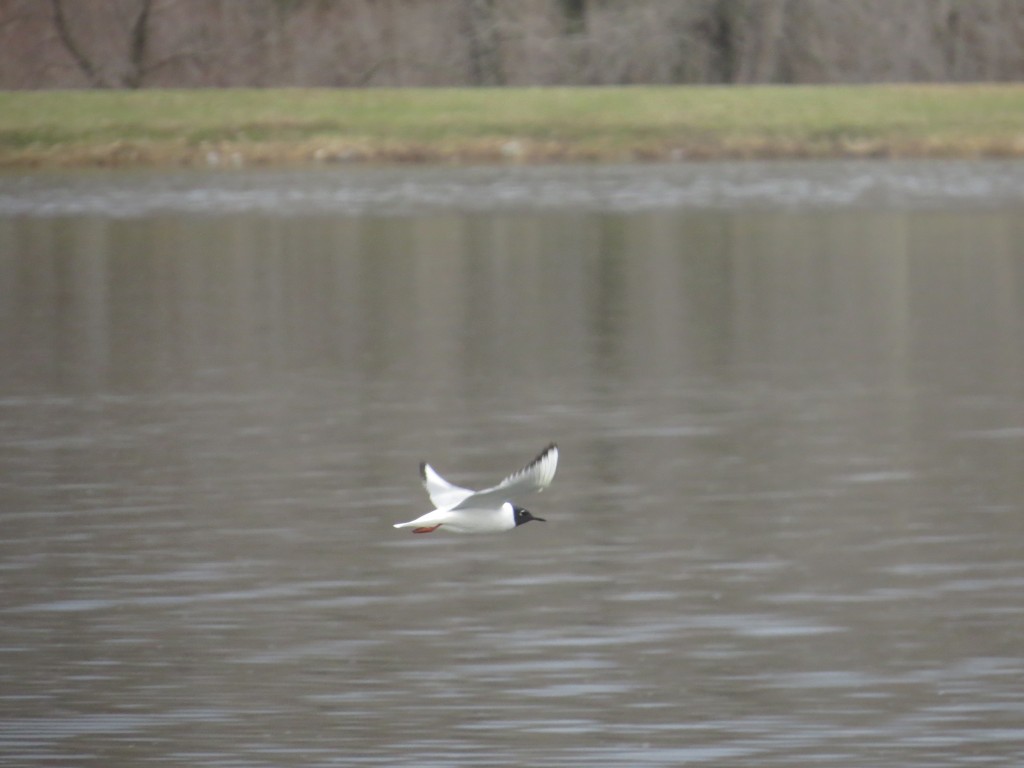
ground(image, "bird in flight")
xmin=394 ymin=443 xmax=558 ymax=534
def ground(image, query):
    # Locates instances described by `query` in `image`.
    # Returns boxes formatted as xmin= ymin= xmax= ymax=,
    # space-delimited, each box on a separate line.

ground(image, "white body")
xmin=394 ymin=444 xmax=558 ymax=534
xmin=394 ymin=500 xmax=519 ymax=533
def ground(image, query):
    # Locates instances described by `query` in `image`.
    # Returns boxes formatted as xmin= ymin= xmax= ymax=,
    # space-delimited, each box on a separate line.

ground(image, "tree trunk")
xmin=123 ymin=0 xmax=153 ymax=88
xmin=50 ymin=0 xmax=110 ymax=87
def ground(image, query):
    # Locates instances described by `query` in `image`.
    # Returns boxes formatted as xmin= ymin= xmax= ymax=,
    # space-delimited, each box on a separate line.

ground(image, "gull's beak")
xmin=533 ymin=516 xmax=546 ymax=522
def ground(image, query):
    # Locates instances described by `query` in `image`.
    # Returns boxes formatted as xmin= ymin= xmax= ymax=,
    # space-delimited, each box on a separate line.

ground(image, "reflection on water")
xmin=1 ymin=165 xmax=1024 ymax=767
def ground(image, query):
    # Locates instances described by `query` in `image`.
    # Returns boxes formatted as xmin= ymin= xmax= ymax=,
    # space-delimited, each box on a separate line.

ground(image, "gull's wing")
xmin=420 ymin=461 xmax=476 ymax=511
xmin=451 ymin=443 xmax=558 ymax=510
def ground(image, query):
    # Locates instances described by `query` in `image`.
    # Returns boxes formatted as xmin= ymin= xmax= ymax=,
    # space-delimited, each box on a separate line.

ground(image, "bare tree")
xmin=50 ymin=0 xmax=110 ymax=86
xmin=3 ymin=0 xmax=1024 ymax=89
xmin=737 ymin=0 xmax=788 ymax=83
xmin=463 ymin=0 xmax=505 ymax=85
xmin=694 ymin=0 xmax=740 ymax=83
xmin=123 ymin=0 xmax=152 ymax=87
xmin=558 ymin=0 xmax=586 ymax=35
xmin=49 ymin=0 xmax=154 ymax=87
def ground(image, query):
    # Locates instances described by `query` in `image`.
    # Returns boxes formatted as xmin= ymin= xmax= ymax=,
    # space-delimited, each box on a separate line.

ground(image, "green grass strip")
xmin=2 ymin=85 xmax=1023 ymax=167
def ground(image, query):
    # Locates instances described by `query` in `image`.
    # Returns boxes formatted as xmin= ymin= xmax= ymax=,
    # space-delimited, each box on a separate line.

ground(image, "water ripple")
xmin=3 ymin=161 xmax=1024 ymax=218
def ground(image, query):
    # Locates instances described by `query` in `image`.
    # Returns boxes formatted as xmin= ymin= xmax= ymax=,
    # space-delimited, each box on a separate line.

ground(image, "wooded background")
xmin=3 ymin=0 xmax=1024 ymax=89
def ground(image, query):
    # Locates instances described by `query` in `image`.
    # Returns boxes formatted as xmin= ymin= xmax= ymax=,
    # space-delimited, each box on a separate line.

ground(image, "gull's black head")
xmin=512 ymin=505 xmax=545 ymax=527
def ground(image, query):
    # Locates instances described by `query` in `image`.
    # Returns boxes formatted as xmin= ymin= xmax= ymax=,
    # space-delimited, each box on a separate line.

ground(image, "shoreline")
xmin=7 ymin=137 xmax=1024 ymax=170
xmin=3 ymin=85 xmax=1024 ymax=169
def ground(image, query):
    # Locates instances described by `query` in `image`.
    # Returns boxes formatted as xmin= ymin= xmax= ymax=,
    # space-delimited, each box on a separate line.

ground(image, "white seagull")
xmin=394 ymin=443 xmax=558 ymax=534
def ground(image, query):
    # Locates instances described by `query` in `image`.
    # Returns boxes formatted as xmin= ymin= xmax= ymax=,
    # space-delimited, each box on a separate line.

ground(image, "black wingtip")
xmin=419 ymin=461 xmax=428 ymax=480
xmin=526 ymin=443 xmax=557 ymax=469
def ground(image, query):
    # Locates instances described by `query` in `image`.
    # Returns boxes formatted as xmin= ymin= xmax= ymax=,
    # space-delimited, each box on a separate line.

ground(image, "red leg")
xmin=412 ymin=524 xmax=442 ymax=534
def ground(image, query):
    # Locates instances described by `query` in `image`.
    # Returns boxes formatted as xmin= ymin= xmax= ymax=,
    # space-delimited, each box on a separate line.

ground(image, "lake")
xmin=1 ymin=161 xmax=1023 ymax=766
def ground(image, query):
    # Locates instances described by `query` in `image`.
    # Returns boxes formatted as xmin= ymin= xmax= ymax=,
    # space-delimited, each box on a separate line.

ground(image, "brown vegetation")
xmin=3 ymin=0 xmax=1024 ymax=89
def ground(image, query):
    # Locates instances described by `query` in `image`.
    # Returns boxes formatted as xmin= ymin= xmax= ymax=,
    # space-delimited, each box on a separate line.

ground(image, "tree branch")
xmin=49 ymin=0 xmax=109 ymax=87
xmin=123 ymin=0 xmax=153 ymax=87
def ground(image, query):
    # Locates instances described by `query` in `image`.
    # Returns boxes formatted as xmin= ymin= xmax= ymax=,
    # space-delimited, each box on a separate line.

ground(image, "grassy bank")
xmin=2 ymin=85 xmax=1024 ymax=168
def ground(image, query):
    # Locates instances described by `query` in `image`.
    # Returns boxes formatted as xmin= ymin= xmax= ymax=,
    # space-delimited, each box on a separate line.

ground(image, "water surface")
xmin=2 ymin=162 xmax=1023 ymax=766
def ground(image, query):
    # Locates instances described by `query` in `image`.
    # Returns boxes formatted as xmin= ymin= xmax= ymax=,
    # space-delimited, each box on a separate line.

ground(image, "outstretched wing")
xmin=420 ymin=461 xmax=476 ymax=511
xmin=452 ymin=443 xmax=559 ymax=510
